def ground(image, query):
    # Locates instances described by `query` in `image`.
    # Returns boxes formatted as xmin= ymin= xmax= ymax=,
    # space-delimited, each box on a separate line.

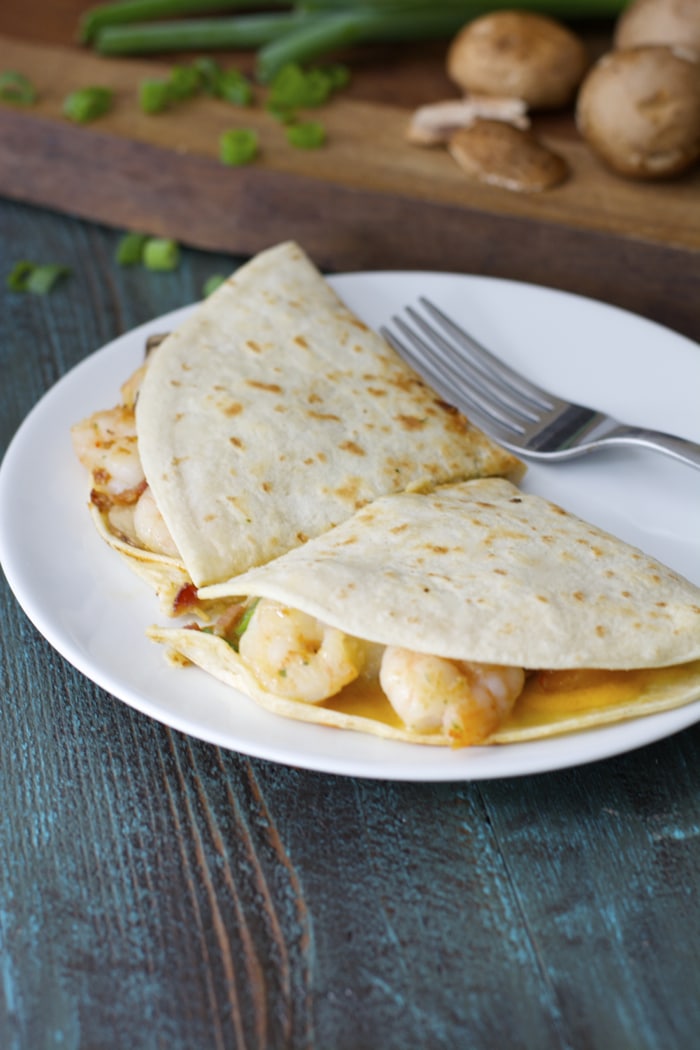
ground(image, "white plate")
xmin=1 ymin=272 xmax=700 ymax=781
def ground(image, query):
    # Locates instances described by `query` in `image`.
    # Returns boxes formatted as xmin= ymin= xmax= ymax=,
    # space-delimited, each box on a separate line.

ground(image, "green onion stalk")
xmin=82 ymin=0 xmax=629 ymax=80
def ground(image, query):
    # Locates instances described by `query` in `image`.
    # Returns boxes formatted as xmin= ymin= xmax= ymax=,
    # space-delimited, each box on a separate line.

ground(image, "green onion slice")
xmin=139 ymin=77 xmax=172 ymax=113
xmin=219 ymin=128 xmax=259 ymax=166
xmin=202 ymin=274 xmax=227 ymax=297
xmin=115 ymin=232 xmax=149 ymax=265
xmin=217 ymin=68 xmax=253 ymax=106
xmin=286 ymin=119 xmax=326 ymax=149
xmin=167 ymin=64 xmax=201 ymax=101
xmin=63 ymin=86 xmax=113 ymax=123
xmin=0 ymin=70 xmax=37 ymax=105
xmin=143 ymin=238 xmax=181 ymax=271
xmin=25 ymin=265 xmax=71 ymax=294
xmin=7 ymin=261 xmax=70 ymax=294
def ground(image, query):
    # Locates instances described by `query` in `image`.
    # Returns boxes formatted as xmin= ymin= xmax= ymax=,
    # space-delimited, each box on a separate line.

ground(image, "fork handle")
xmin=606 ymin=426 xmax=700 ymax=471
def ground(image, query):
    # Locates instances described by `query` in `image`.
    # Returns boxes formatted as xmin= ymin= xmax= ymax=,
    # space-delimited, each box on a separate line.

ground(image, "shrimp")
xmin=379 ymin=647 xmax=525 ymax=745
xmin=238 ymin=599 xmax=366 ymax=703
xmin=133 ymin=487 xmax=179 ymax=557
xmin=71 ymin=405 xmax=144 ymax=498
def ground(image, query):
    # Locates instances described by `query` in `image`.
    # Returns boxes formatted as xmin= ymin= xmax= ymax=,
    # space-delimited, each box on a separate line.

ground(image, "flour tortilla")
xmin=135 ymin=242 xmax=520 ymax=588
xmin=150 ymin=479 xmax=700 ymax=746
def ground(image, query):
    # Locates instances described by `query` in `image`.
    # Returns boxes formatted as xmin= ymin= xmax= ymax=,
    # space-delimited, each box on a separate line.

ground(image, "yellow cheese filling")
xmin=322 ymin=661 xmax=700 ymax=741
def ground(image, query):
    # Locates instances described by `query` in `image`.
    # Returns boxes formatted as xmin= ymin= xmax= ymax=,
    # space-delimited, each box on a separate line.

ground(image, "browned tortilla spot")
xmin=308 ymin=410 xmax=341 ymax=422
xmin=339 ymin=440 xmax=365 ymax=456
xmin=396 ymin=414 xmax=427 ymax=430
xmin=246 ymin=380 xmax=283 ymax=394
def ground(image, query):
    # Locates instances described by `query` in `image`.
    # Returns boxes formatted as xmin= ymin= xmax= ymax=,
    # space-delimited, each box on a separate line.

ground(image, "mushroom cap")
xmin=448 ymin=119 xmax=570 ymax=192
xmin=576 ymin=45 xmax=700 ymax=179
xmin=447 ymin=11 xmax=589 ymax=110
xmin=615 ymin=0 xmax=700 ymax=53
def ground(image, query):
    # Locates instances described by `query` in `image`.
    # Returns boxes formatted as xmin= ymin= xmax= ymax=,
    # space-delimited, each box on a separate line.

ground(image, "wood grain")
xmin=1 ymin=18 xmax=699 ymax=341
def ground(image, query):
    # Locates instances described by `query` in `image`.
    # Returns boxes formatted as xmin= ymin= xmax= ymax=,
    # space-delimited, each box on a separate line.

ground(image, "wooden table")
xmin=2 ymin=194 xmax=700 ymax=1050
xmin=2 ymin=1 xmax=700 ymax=344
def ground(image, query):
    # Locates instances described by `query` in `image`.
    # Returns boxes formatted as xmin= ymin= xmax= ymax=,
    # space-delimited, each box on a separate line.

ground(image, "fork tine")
xmin=389 ymin=317 xmax=527 ymax=433
xmin=380 ymin=323 xmax=525 ymax=444
xmin=419 ymin=298 xmax=555 ymax=411
xmin=404 ymin=307 xmax=541 ymax=424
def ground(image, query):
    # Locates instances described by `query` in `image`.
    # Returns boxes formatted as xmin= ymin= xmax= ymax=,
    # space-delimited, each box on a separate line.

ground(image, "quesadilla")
xmin=72 ymin=242 xmax=520 ymax=611
xmin=148 ymin=478 xmax=700 ymax=747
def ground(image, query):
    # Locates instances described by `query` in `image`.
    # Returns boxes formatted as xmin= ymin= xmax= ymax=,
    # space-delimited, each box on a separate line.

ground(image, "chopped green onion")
xmin=0 ymin=70 xmax=37 ymax=105
xmin=236 ymin=598 xmax=260 ymax=638
xmin=216 ymin=68 xmax=253 ymax=106
xmin=193 ymin=56 xmax=223 ymax=95
xmin=143 ymin=237 xmax=180 ymax=271
xmin=139 ymin=61 xmax=252 ymax=112
xmin=7 ymin=261 xmax=70 ymax=294
xmin=7 ymin=261 xmax=35 ymax=292
xmin=267 ymin=62 xmax=334 ymax=109
xmin=202 ymin=274 xmax=227 ymax=296
xmin=115 ymin=232 xmax=149 ymax=265
xmin=139 ymin=77 xmax=172 ymax=113
xmin=219 ymin=128 xmax=259 ymax=166
xmin=265 ymin=101 xmax=297 ymax=124
xmin=167 ymin=64 xmax=201 ymax=100
xmin=286 ymin=119 xmax=326 ymax=148
xmin=26 ymin=265 xmax=72 ymax=295
xmin=63 ymin=86 xmax=113 ymax=123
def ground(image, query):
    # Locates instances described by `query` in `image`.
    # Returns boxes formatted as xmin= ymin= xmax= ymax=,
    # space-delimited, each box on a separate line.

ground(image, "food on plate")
xmin=149 ymin=478 xmax=700 ymax=748
xmin=71 ymin=241 xmax=520 ymax=611
xmin=448 ymin=119 xmax=569 ymax=192
xmin=446 ymin=12 xmax=589 ymax=110
xmin=576 ymin=44 xmax=700 ymax=179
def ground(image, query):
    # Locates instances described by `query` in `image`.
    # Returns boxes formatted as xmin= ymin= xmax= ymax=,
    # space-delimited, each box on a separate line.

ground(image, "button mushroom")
xmin=576 ymin=45 xmax=700 ymax=179
xmin=407 ymin=95 xmax=530 ymax=146
xmin=615 ymin=0 xmax=700 ymax=53
xmin=446 ymin=11 xmax=589 ymax=110
xmin=448 ymin=119 xmax=570 ymax=192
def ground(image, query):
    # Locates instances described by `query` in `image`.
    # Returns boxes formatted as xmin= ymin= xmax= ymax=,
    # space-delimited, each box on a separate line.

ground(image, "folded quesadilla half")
xmin=149 ymin=478 xmax=700 ymax=747
xmin=71 ymin=242 xmax=520 ymax=611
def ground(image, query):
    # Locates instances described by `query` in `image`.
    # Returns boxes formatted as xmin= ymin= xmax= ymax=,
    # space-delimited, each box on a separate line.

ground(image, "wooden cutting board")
xmin=1 ymin=5 xmax=699 ymax=340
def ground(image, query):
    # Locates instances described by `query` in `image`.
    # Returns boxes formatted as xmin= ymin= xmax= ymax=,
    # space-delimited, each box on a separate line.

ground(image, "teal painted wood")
xmin=1 ymin=199 xmax=700 ymax=1050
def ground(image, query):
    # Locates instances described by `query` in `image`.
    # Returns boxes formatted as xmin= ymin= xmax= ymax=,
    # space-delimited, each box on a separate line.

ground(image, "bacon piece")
xmin=173 ymin=582 xmax=200 ymax=616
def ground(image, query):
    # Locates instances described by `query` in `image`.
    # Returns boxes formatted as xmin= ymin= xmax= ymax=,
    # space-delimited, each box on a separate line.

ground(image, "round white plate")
xmin=1 ymin=271 xmax=700 ymax=781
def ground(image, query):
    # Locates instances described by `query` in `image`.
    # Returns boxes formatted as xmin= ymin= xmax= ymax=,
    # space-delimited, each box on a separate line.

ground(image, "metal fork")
xmin=381 ymin=298 xmax=700 ymax=471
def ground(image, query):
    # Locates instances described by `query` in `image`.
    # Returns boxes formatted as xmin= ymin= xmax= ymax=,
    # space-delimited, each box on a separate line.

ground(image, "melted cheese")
xmin=322 ymin=662 xmax=700 ymax=739
xmin=324 ymin=676 xmax=404 ymax=729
